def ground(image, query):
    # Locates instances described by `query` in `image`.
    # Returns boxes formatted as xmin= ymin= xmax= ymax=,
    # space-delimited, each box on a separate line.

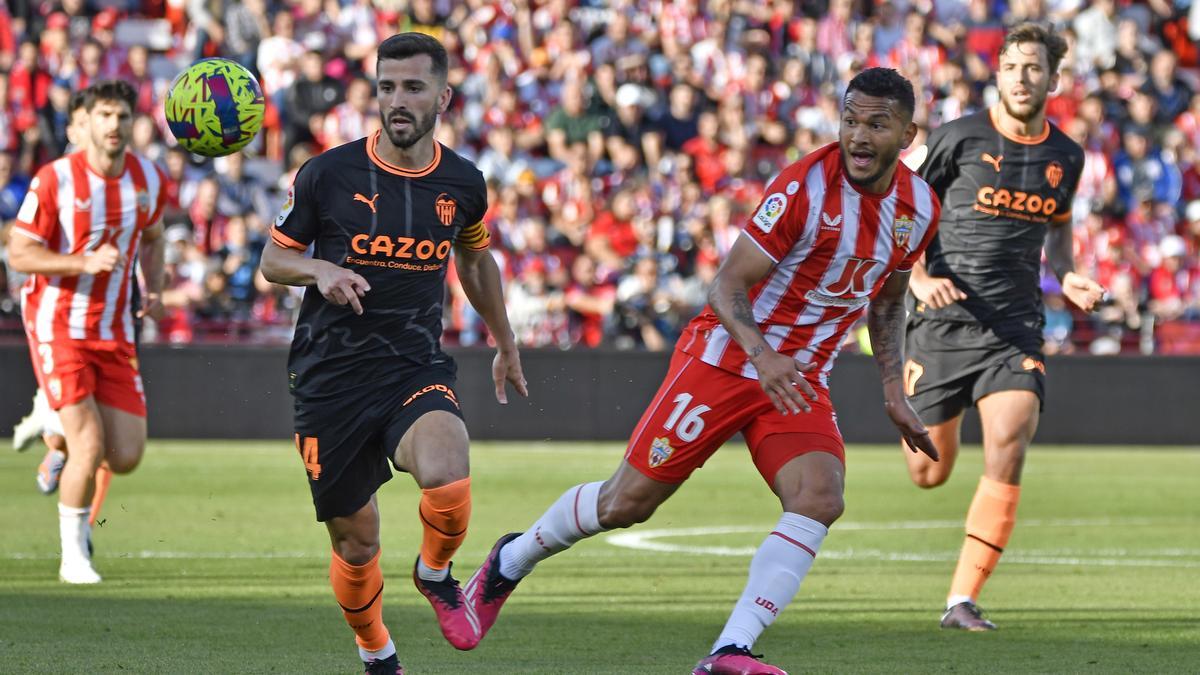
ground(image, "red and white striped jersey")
xmin=13 ymin=151 xmax=167 ymax=347
xmin=678 ymin=142 xmax=940 ymax=387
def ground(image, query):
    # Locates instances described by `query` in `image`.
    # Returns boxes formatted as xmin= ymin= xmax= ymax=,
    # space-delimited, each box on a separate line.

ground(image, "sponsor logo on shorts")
xmin=48 ymin=377 xmax=62 ymax=401
xmin=403 ymin=383 xmax=460 ymax=409
xmin=648 ymin=436 xmax=674 ymax=468
xmin=1021 ymin=356 xmax=1045 ymax=375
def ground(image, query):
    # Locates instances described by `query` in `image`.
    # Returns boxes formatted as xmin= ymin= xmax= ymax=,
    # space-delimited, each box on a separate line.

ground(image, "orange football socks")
xmin=948 ymin=476 xmax=1021 ymax=604
xmin=330 ymin=549 xmax=390 ymax=652
xmin=89 ymin=463 xmax=112 ymax=526
xmin=418 ymin=477 xmax=471 ymax=573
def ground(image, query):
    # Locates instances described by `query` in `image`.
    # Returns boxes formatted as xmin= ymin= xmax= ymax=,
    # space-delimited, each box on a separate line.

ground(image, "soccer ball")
xmin=164 ymin=58 xmax=265 ymax=157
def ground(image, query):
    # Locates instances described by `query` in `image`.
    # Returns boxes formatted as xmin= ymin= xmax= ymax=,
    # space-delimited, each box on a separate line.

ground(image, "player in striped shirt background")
xmin=7 ymin=80 xmax=168 ymax=585
xmin=460 ymin=67 xmax=941 ymax=675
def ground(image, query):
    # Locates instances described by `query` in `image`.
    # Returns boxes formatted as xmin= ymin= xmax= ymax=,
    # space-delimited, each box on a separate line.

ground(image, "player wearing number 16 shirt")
xmin=260 ymin=33 xmax=528 ymax=674
xmin=462 ymin=69 xmax=941 ymax=674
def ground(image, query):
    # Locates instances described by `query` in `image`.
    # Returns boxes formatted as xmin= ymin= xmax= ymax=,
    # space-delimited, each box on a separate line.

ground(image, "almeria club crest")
xmin=893 ymin=214 xmax=914 ymax=248
xmin=435 ymin=193 xmax=457 ymax=226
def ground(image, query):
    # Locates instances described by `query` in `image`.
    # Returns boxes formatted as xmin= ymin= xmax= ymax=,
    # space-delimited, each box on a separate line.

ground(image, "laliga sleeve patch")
xmin=16 ymin=190 xmax=39 ymax=223
xmin=275 ymin=183 xmax=296 ymax=228
xmin=753 ymin=193 xmax=788 ymax=234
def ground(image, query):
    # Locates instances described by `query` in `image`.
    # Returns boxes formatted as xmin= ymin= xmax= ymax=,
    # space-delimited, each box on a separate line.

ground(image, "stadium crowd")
xmin=0 ymin=0 xmax=1199 ymax=354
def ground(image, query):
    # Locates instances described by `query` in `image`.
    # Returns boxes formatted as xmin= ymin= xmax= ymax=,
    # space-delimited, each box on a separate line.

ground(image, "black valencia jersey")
xmin=271 ymin=133 xmax=490 ymax=399
xmin=913 ymin=107 xmax=1084 ymax=328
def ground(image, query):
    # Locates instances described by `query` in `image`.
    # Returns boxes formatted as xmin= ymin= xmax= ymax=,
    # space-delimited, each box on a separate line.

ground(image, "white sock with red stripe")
xmin=713 ymin=512 xmax=827 ymax=652
xmin=499 ymin=481 xmax=604 ymax=580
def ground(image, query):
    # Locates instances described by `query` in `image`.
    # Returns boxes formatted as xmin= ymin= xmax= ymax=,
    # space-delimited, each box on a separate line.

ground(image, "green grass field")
xmin=1 ymin=440 xmax=1197 ymax=674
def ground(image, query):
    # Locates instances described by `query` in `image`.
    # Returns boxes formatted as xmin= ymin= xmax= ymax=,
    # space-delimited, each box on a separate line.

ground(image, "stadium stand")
xmin=0 ymin=0 xmax=1197 ymax=354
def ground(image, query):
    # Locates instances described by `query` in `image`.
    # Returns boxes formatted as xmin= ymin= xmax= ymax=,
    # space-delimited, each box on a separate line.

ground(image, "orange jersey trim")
xmin=271 ymin=226 xmax=307 ymax=250
xmin=989 ymin=106 xmax=1050 ymax=145
xmin=366 ymin=131 xmax=442 ymax=177
xmin=1050 ymin=211 xmax=1071 ymax=223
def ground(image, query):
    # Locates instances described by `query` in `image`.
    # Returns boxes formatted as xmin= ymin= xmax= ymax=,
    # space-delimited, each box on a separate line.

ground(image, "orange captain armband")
xmin=456 ymin=221 xmax=490 ymax=251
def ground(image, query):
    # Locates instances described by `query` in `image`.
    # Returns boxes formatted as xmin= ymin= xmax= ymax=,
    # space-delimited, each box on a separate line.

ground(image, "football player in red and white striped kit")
xmin=8 ymin=80 xmax=167 ymax=584
xmin=464 ymin=68 xmax=942 ymax=674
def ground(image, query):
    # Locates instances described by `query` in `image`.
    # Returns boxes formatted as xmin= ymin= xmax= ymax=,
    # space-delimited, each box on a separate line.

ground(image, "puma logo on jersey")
xmin=820 ymin=212 xmax=843 ymax=231
xmin=353 ymin=193 xmax=380 ymax=213
xmin=981 ymin=153 xmax=1003 ymax=172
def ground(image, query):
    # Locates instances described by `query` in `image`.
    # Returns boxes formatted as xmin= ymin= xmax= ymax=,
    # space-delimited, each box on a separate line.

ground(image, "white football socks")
xmin=416 ymin=558 xmax=449 ymax=582
xmin=58 ymin=503 xmax=91 ymax=563
xmin=713 ymin=512 xmax=828 ymax=652
xmin=499 ymin=481 xmax=604 ymax=580
xmin=358 ymin=638 xmax=396 ymax=663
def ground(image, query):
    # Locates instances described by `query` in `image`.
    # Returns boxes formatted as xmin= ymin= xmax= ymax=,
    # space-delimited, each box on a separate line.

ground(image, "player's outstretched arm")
xmin=454 ymin=245 xmax=528 ymax=404
xmin=8 ymin=234 xmax=122 ymax=277
xmin=138 ymin=222 xmax=167 ymax=320
xmin=867 ymin=270 xmax=938 ymax=460
xmin=1046 ymin=220 xmax=1106 ymax=313
xmin=259 ymin=242 xmax=370 ymax=315
xmin=708 ymin=234 xmax=818 ymax=416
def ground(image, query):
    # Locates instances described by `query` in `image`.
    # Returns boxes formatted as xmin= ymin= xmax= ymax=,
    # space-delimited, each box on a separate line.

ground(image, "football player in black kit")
xmin=261 ymin=33 xmax=528 ymax=673
xmin=899 ymin=23 xmax=1106 ymax=631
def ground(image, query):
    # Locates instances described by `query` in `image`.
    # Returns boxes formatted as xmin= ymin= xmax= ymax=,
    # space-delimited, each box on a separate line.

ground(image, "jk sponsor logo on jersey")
xmin=346 ymin=234 xmax=453 ymax=271
xmin=648 ymin=436 xmax=674 ymax=468
xmin=753 ymin=193 xmax=787 ymax=233
xmin=804 ymin=257 xmax=879 ymax=309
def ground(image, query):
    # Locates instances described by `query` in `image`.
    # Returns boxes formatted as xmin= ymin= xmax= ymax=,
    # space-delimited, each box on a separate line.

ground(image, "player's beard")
xmin=1000 ymin=86 xmax=1048 ymax=123
xmin=381 ymin=107 xmax=437 ymax=150
xmin=841 ymin=144 xmax=902 ymax=190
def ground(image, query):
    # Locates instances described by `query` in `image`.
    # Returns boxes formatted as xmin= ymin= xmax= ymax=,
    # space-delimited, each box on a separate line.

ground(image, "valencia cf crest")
xmin=1021 ymin=356 xmax=1046 ymax=375
xmin=435 ymin=193 xmax=457 ymax=226
xmin=893 ymin=214 xmax=914 ymax=249
xmin=1045 ymin=162 xmax=1064 ymax=189
xmin=648 ymin=436 xmax=675 ymax=468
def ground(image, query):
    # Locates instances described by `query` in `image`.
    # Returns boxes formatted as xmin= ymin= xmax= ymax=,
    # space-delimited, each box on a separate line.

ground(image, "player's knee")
xmin=784 ymin=491 xmax=844 ymax=525
xmin=331 ymin=535 xmax=380 ymax=565
xmin=105 ymin=444 xmax=145 ymax=474
xmin=911 ymin=468 xmax=950 ymax=489
xmin=596 ymin=493 xmax=657 ymax=529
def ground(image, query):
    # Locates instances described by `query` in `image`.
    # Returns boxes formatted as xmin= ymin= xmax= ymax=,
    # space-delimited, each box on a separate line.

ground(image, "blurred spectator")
xmin=0 ymin=0 xmax=1197 ymax=353
xmin=0 ymin=151 xmax=29 ymax=224
xmin=283 ymin=49 xmax=344 ymax=157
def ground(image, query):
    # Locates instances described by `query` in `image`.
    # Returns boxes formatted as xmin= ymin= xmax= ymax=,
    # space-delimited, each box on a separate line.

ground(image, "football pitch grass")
xmin=1 ymin=441 xmax=1197 ymax=674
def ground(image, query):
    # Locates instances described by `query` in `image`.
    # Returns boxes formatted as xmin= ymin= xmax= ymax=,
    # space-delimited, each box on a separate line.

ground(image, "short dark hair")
xmin=845 ymin=67 xmax=916 ymax=120
xmin=377 ymin=32 xmax=448 ymax=82
xmin=69 ymin=86 xmax=92 ymax=115
xmin=84 ymin=80 xmax=136 ymax=112
xmin=1000 ymin=22 xmax=1068 ymax=74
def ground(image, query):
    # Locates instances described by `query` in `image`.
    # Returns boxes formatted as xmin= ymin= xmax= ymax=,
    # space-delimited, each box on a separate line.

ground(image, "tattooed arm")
xmin=707 ymin=234 xmax=818 ymax=415
xmin=868 ymin=270 xmax=938 ymax=459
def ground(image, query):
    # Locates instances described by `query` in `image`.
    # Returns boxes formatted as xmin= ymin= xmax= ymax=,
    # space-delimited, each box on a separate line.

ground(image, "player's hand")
xmin=884 ymin=396 xmax=939 ymax=461
xmin=910 ymin=274 xmax=967 ymax=309
xmin=138 ymin=292 xmax=166 ymax=321
xmin=751 ymin=347 xmax=819 ymax=415
xmin=492 ymin=347 xmax=528 ymax=404
xmin=1062 ymin=272 xmax=1106 ymax=313
xmin=82 ymin=243 xmax=122 ymax=275
xmin=316 ymin=264 xmax=371 ymax=315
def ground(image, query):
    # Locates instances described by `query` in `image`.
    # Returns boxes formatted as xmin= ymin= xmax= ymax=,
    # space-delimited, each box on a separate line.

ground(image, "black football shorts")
xmin=292 ymin=364 xmax=463 ymax=521
xmin=903 ymin=317 xmax=1045 ymax=426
